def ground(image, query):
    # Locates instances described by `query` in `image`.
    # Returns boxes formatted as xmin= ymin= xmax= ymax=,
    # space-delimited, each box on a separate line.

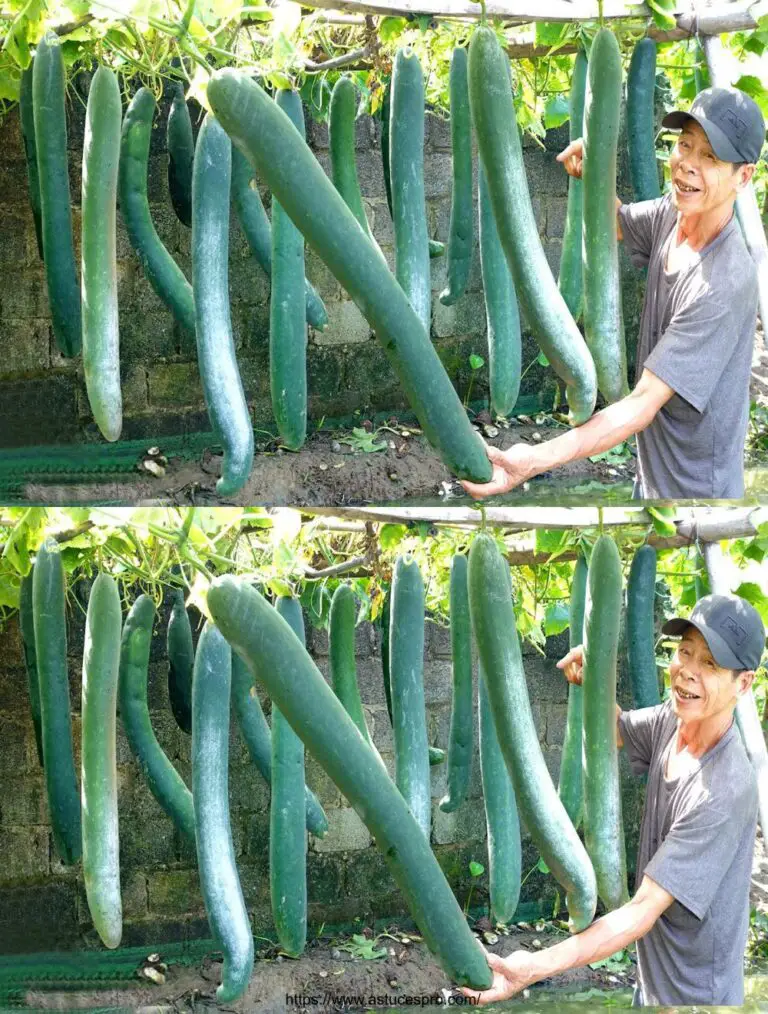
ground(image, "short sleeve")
xmin=618 ymin=198 xmax=668 ymax=269
xmin=644 ymin=792 xmax=756 ymax=918
xmin=644 ymin=270 xmax=757 ymax=413
xmin=619 ymin=704 xmax=667 ymax=776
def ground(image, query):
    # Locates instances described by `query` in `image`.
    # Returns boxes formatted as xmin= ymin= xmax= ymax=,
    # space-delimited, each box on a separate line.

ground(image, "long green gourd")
xmin=329 ymin=584 xmax=375 ymax=749
xmin=118 ymin=89 xmax=196 ymax=336
xmin=557 ymin=553 xmax=588 ymax=829
xmin=381 ymin=585 xmax=445 ymax=768
xmin=167 ymin=81 xmax=194 ymax=228
xmin=271 ymin=597 xmax=308 ymax=957
xmin=626 ymin=39 xmax=662 ymax=203
xmin=270 ymin=90 xmax=308 ymax=451
xmin=582 ymin=536 xmax=629 ymax=911
xmin=439 ymin=554 xmax=473 ymax=813
xmin=19 ymin=571 xmax=44 ymax=768
xmin=478 ymin=667 xmax=521 ymax=925
xmin=206 ymin=70 xmax=491 ymax=484
xmin=478 ymin=162 xmax=521 ymax=418
xmin=468 ymin=27 xmax=596 ymax=425
xmin=206 ymin=577 xmax=492 ymax=990
xmin=582 ymin=29 xmax=628 ymax=404
xmin=390 ymin=555 xmax=431 ymax=838
xmin=19 ymin=64 xmax=44 ymax=260
xmin=192 ymin=622 xmax=254 ymax=1003
xmin=468 ymin=533 xmax=597 ymax=932
xmin=82 ymin=65 xmax=123 ymax=443
xmin=330 ymin=77 xmax=380 ymax=252
xmin=231 ymin=651 xmax=329 ymax=838
xmin=390 ymin=47 xmax=431 ymax=333
xmin=230 ymin=146 xmax=328 ymax=330
xmin=82 ymin=573 xmax=123 ymax=949
xmin=381 ymin=77 xmax=444 ymax=259
xmin=439 ymin=48 xmax=473 ymax=307
xmin=33 ymin=538 xmax=81 ymax=864
xmin=32 ymin=32 xmax=81 ymax=357
xmin=626 ymin=544 xmax=661 ymax=709
xmin=558 ymin=48 xmax=588 ymax=322
xmin=167 ymin=587 xmax=194 ymax=735
xmin=119 ymin=594 xmax=195 ymax=842
xmin=192 ymin=113 xmax=254 ymax=496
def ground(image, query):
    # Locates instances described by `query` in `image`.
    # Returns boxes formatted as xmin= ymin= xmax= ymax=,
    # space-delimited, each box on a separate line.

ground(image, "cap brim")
xmin=661 ymin=110 xmax=746 ymax=163
xmin=661 ymin=616 xmax=745 ymax=669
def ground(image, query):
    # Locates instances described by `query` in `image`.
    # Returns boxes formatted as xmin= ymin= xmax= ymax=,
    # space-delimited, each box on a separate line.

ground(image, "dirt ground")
xmin=22 ymin=418 xmax=633 ymax=509
xmin=19 ymin=834 xmax=768 ymax=1013
xmin=20 ymin=321 xmax=768 ymax=508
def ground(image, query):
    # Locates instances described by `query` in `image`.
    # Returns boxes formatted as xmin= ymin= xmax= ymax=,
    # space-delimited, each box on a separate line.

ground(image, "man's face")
xmin=668 ymin=120 xmax=754 ymax=217
xmin=668 ymin=625 xmax=746 ymax=722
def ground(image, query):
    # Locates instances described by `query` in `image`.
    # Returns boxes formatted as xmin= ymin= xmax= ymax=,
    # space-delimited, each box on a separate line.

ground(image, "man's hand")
xmin=556 ymin=137 xmax=623 ymax=238
xmin=557 ymin=138 xmax=583 ymax=178
xmin=557 ymin=644 xmax=584 ymax=685
xmin=559 ymin=644 xmax=623 ymax=747
xmin=461 ymin=444 xmax=537 ymax=500
xmin=460 ymin=950 xmax=538 ymax=1006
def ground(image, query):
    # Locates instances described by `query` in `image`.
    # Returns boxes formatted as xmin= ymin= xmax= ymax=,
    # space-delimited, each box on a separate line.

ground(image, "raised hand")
xmin=556 ymin=137 xmax=584 ymax=178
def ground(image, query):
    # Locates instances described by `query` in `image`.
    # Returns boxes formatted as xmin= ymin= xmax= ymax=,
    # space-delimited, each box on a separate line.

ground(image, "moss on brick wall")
xmin=0 ymin=81 xmax=644 ymax=450
xmin=0 ymin=590 xmax=644 ymax=953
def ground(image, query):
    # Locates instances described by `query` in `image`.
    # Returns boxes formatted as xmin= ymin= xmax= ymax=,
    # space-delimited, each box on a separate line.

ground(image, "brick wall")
xmin=0 ymin=590 xmax=643 ymax=953
xmin=0 ymin=79 xmax=644 ymax=449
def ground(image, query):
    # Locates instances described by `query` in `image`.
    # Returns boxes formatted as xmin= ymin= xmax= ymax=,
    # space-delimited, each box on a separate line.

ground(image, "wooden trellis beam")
xmin=305 ymin=504 xmax=768 ymax=541
xmin=303 ymin=0 xmax=765 ymax=31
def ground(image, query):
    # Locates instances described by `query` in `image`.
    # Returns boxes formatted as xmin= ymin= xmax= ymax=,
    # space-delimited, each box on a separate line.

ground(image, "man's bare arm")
xmin=462 ymin=369 xmax=675 ymax=500
xmin=517 ymin=876 xmax=672 ymax=981
xmin=462 ymin=877 xmax=674 ymax=1005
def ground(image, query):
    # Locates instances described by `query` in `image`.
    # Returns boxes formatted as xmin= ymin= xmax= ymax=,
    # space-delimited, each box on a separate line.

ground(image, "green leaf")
xmin=735 ymin=582 xmax=768 ymax=626
xmin=645 ymin=0 xmax=676 ymax=31
xmin=379 ymin=16 xmax=407 ymax=42
xmin=535 ymin=21 xmax=567 ymax=48
xmin=735 ymin=75 xmax=768 ymax=116
xmin=379 ymin=524 xmax=407 ymax=551
xmin=415 ymin=14 xmax=431 ymax=32
xmin=537 ymin=350 xmax=550 ymax=367
xmin=469 ymin=860 xmax=485 ymax=877
xmin=543 ymin=95 xmax=570 ymax=129
xmin=646 ymin=506 xmax=677 ymax=539
xmin=0 ymin=573 xmax=20 ymax=609
xmin=535 ymin=528 xmax=570 ymax=558
xmin=537 ymin=856 xmax=550 ymax=874
xmin=469 ymin=353 xmax=485 ymax=370
xmin=544 ymin=602 xmax=570 ymax=636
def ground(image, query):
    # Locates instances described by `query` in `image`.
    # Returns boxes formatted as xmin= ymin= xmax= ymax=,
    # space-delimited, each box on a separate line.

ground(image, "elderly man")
xmin=463 ymin=87 xmax=765 ymax=501
xmin=462 ymin=593 xmax=764 ymax=1006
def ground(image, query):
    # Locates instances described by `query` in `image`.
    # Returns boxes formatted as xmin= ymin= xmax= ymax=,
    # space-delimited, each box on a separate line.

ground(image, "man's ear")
xmin=736 ymin=669 xmax=755 ymax=695
xmin=735 ymin=164 xmax=756 ymax=190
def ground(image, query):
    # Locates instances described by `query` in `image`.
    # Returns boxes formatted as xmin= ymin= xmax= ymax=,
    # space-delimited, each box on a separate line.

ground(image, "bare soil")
xmin=21 ymin=321 xmax=768 ymax=507
xmin=22 ymin=420 xmax=632 ymax=508
xmin=22 ymin=924 xmax=632 ymax=1013
xmin=21 ymin=834 xmax=768 ymax=1013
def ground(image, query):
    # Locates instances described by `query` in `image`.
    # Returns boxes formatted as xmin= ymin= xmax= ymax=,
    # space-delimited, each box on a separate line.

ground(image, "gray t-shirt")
xmin=619 ymin=701 xmax=757 ymax=1006
xmin=619 ymin=196 xmax=758 ymax=500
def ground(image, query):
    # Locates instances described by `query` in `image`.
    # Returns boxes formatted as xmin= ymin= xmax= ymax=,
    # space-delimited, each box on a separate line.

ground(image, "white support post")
xmin=702 ymin=541 xmax=768 ymax=844
xmin=702 ymin=34 xmax=768 ymax=336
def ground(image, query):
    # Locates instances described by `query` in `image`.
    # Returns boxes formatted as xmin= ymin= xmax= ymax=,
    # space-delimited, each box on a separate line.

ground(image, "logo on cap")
xmin=723 ymin=108 xmax=747 ymax=140
xmin=720 ymin=614 xmax=746 ymax=644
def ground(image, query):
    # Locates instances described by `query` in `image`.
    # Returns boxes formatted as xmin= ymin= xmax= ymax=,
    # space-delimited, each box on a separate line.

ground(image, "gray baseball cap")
xmin=662 ymin=594 xmax=766 ymax=671
xmin=662 ymin=86 xmax=766 ymax=164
